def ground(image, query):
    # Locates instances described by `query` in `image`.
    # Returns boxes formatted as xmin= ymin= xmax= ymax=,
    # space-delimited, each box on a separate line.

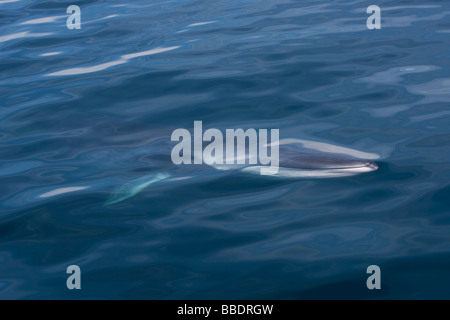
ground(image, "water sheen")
xmin=1 ymin=0 xmax=450 ymax=299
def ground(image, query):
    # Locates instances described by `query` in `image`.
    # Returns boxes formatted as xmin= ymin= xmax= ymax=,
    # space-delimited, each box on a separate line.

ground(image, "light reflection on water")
xmin=0 ymin=0 xmax=450 ymax=299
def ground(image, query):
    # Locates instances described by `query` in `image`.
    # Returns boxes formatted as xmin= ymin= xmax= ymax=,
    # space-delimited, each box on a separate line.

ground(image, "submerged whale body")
xmin=104 ymin=138 xmax=379 ymax=205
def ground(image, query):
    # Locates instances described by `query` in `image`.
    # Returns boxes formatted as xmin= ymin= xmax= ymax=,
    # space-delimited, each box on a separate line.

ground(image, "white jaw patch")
xmin=241 ymin=162 xmax=378 ymax=178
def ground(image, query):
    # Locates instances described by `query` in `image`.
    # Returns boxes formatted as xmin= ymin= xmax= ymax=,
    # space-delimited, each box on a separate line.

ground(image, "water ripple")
xmin=1 ymin=0 xmax=450 ymax=299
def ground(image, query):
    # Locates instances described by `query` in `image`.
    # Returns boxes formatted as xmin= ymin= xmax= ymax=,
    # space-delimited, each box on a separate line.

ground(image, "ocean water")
xmin=1 ymin=0 xmax=450 ymax=299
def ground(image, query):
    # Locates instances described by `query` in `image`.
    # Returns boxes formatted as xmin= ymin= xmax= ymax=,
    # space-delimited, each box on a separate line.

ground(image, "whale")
xmin=104 ymin=138 xmax=379 ymax=205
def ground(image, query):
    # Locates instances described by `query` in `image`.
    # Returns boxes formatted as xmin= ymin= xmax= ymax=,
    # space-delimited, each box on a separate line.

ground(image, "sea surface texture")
xmin=1 ymin=0 xmax=450 ymax=299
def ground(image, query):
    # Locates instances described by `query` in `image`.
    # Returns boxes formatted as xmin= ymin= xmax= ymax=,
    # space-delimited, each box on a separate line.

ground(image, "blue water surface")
xmin=1 ymin=0 xmax=450 ymax=299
